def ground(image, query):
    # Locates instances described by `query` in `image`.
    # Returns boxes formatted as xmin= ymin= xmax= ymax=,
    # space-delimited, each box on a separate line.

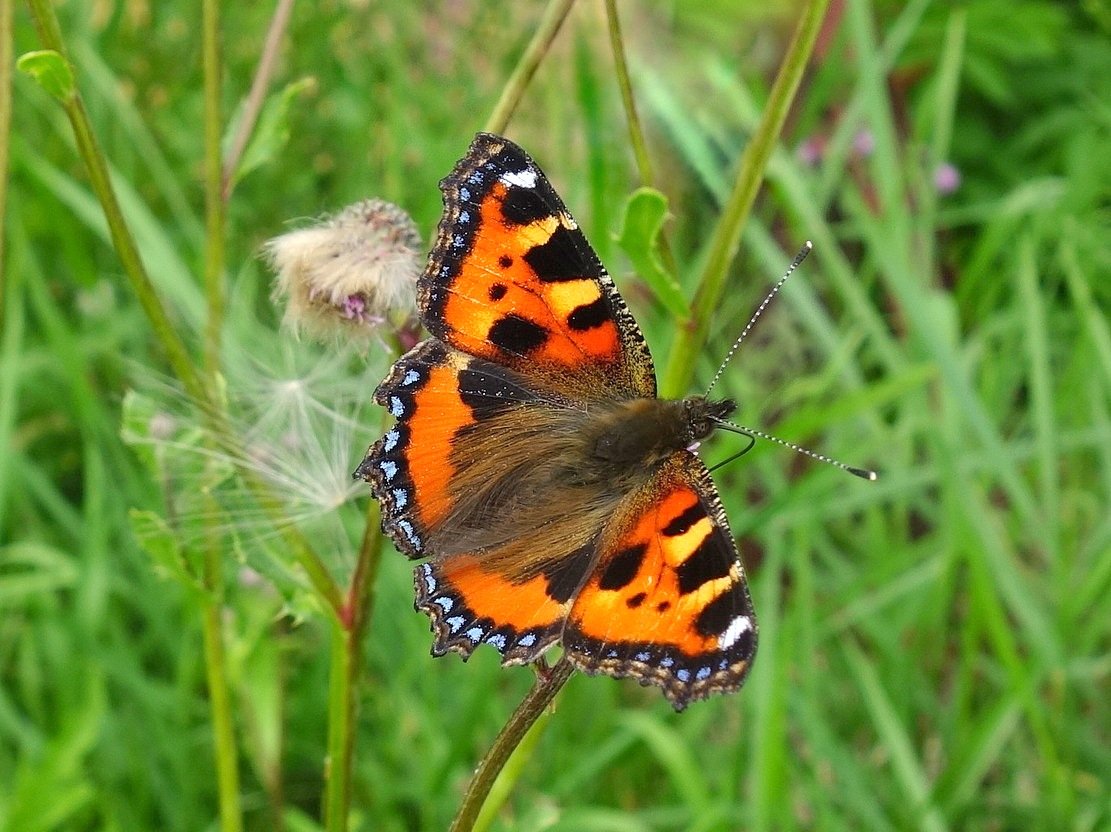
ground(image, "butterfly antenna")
xmin=712 ymin=418 xmax=878 ymax=481
xmin=705 ymin=241 xmax=813 ymax=396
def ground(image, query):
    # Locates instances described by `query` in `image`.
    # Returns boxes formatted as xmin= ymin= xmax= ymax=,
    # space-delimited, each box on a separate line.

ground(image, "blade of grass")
xmin=1060 ymin=230 xmax=1111 ymax=385
xmin=616 ymin=712 xmax=711 ymax=812
xmin=660 ymin=0 xmax=832 ymax=398
xmin=745 ymin=530 xmax=788 ymax=831
xmin=483 ymin=0 xmax=577 ymax=135
xmin=0 ymin=0 xmax=11 ymax=304
xmin=843 ymin=640 xmax=947 ymax=832
xmin=1016 ymin=235 xmax=1059 ymax=562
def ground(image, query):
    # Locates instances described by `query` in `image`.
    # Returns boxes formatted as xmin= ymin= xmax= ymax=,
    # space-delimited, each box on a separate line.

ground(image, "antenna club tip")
xmin=803 ymin=240 xmax=814 ymax=250
xmin=849 ymin=467 xmax=878 ymax=481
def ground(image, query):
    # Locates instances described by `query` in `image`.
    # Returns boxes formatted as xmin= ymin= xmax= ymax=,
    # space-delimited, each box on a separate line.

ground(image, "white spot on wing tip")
xmin=719 ymin=615 xmax=753 ymax=649
xmin=500 ymin=168 xmax=538 ymax=189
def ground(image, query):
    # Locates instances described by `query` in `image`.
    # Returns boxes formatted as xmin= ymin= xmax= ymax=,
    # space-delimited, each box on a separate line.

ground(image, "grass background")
xmin=5 ymin=0 xmax=1110 ymax=830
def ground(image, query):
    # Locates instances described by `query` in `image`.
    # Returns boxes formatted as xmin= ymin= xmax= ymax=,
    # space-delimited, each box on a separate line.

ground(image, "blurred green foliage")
xmin=4 ymin=1 xmax=1109 ymax=830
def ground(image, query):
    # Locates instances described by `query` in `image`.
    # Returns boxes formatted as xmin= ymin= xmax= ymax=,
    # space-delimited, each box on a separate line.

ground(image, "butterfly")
xmin=356 ymin=132 xmax=757 ymax=710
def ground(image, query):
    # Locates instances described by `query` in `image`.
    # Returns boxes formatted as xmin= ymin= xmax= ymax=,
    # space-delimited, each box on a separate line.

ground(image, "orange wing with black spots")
xmin=414 ymin=547 xmax=593 ymax=666
xmin=563 ymin=454 xmax=757 ymax=710
xmin=357 ymin=133 xmax=768 ymax=710
xmin=356 ymin=338 xmax=545 ymax=559
xmin=419 ymin=132 xmax=655 ymax=398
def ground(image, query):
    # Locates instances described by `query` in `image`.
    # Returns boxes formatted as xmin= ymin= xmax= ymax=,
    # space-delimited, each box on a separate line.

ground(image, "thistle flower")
xmin=265 ymin=199 xmax=423 ymax=341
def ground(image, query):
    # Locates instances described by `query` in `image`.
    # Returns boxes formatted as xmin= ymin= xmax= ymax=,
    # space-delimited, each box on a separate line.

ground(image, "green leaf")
xmin=614 ymin=188 xmax=690 ymax=319
xmin=128 ymin=509 xmax=204 ymax=594
xmin=16 ymin=50 xmax=76 ymax=101
xmin=225 ymin=77 xmax=317 ymax=188
xmin=0 ymin=542 xmax=79 ymax=603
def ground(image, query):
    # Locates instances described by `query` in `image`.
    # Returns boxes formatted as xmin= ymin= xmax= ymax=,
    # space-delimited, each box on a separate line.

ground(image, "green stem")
xmin=323 ymin=622 xmax=356 ymax=832
xmin=25 ymin=0 xmax=207 ymax=405
xmin=322 ymin=499 xmax=384 ymax=832
xmin=222 ymin=0 xmax=295 ymax=198
xmin=659 ymin=0 xmax=831 ymax=399
xmin=603 ymin=0 xmax=681 ymax=304
xmin=202 ymin=0 xmax=225 ymax=374
xmin=449 ymin=658 xmax=575 ymax=832
xmin=198 ymin=3 xmax=241 ymax=830
xmin=483 ymin=0 xmax=577 ymax=135
xmin=202 ymin=527 xmax=244 ymax=832
xmin=0 ymin=0 xmax=12 ymax=312
xmin=604 ymin=0 xmax=651 ymax=185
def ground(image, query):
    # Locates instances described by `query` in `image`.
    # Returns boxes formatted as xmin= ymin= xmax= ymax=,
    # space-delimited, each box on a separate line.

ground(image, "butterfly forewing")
xmin=419 ymin=132 xmax=655 ymax=398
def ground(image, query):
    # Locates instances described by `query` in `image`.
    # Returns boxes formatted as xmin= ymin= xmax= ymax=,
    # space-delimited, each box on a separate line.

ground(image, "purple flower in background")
xmin=934 ymin=162 xmax=961 ymax=195
xmin=852 ymin=129 xmax=875 ymax=158
xmin=796 ymin=136 xmax=824 ymax=167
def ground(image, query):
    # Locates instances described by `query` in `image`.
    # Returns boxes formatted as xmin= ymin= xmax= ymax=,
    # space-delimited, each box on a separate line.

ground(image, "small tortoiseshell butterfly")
xmin=357 ymin=133 xmax=759 ymax=709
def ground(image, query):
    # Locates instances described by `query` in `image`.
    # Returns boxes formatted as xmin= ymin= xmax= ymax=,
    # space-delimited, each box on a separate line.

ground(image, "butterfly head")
xmin=681 ymin=396 xmax=736 ymax=449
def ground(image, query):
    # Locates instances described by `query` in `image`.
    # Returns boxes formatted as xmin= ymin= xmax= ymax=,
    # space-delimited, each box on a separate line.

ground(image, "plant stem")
xmin=223 ymin=0 xmax=294 ymax=199
xmin=659 ymin=0 xmax=831 ymax=399
xmin=604 ymin=0 xmax=651 ymax=185
xmin=603 ymin=0 xmax=681 ymax=301
xmin=449 ymin=658 xmax=574 ymax=832
xmin=483 ymin=0 xmax=577 ymax=135
xmin=0 ymin=0 xmax=12 ymax=312
xmin=323 ymin=621 xmax=356 ymax=832
xmin=200 ymin=560 xmax=244 ymax=832
xmin=322 ymin=499 xmax=383 ymax=832
xmin=202 ymin=0 xmax=225 ymax=373
xmin=198 ymin=2 xmax=243 ymax=829
xmin=25 ymin=0 xmax=208 ymax=405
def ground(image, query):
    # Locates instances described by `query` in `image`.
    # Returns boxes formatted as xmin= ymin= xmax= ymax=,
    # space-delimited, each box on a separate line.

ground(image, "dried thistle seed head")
xmin=265 ymin=199 xmax=423 ymax=341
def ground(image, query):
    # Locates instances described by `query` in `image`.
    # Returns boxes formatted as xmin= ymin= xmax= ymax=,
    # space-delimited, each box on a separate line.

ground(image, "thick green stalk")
xmin=483 ymin=0 xmax=577 ymax=135
xmin=323 ymin=623 xmax=356 ymax=832
xmin=198 ymin=1 xmax=241 ymax=829
xmin=202 ymin=0 xmax=225 ymax=372
xmin=659 ymin=0 xmax=831 ymax=398
xmin=449 ymin=659 xmax=574 ymax=832
xmin=200 ymin=569 xmax=243 ymax=832
xmin=322 ymin=500 xmax=384 ymax=832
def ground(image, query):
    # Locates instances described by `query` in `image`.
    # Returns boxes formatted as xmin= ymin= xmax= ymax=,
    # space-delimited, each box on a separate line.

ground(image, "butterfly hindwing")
xmin=414 ymin=545 xmax=594 ymax=665
xmin=419 ymin=132 xmax=655 ymax=398
xmin=357 ymin=339 xmax=541 ymax=558
xmin=563 ymin=453 xmax=757 ymax=710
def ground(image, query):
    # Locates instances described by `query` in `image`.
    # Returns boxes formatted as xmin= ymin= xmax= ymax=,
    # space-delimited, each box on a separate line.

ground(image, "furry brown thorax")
xmin=433 ymin=395 xmax=736 ymax=575
xmin=589 ymin=396 xmax=737 ymax=465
